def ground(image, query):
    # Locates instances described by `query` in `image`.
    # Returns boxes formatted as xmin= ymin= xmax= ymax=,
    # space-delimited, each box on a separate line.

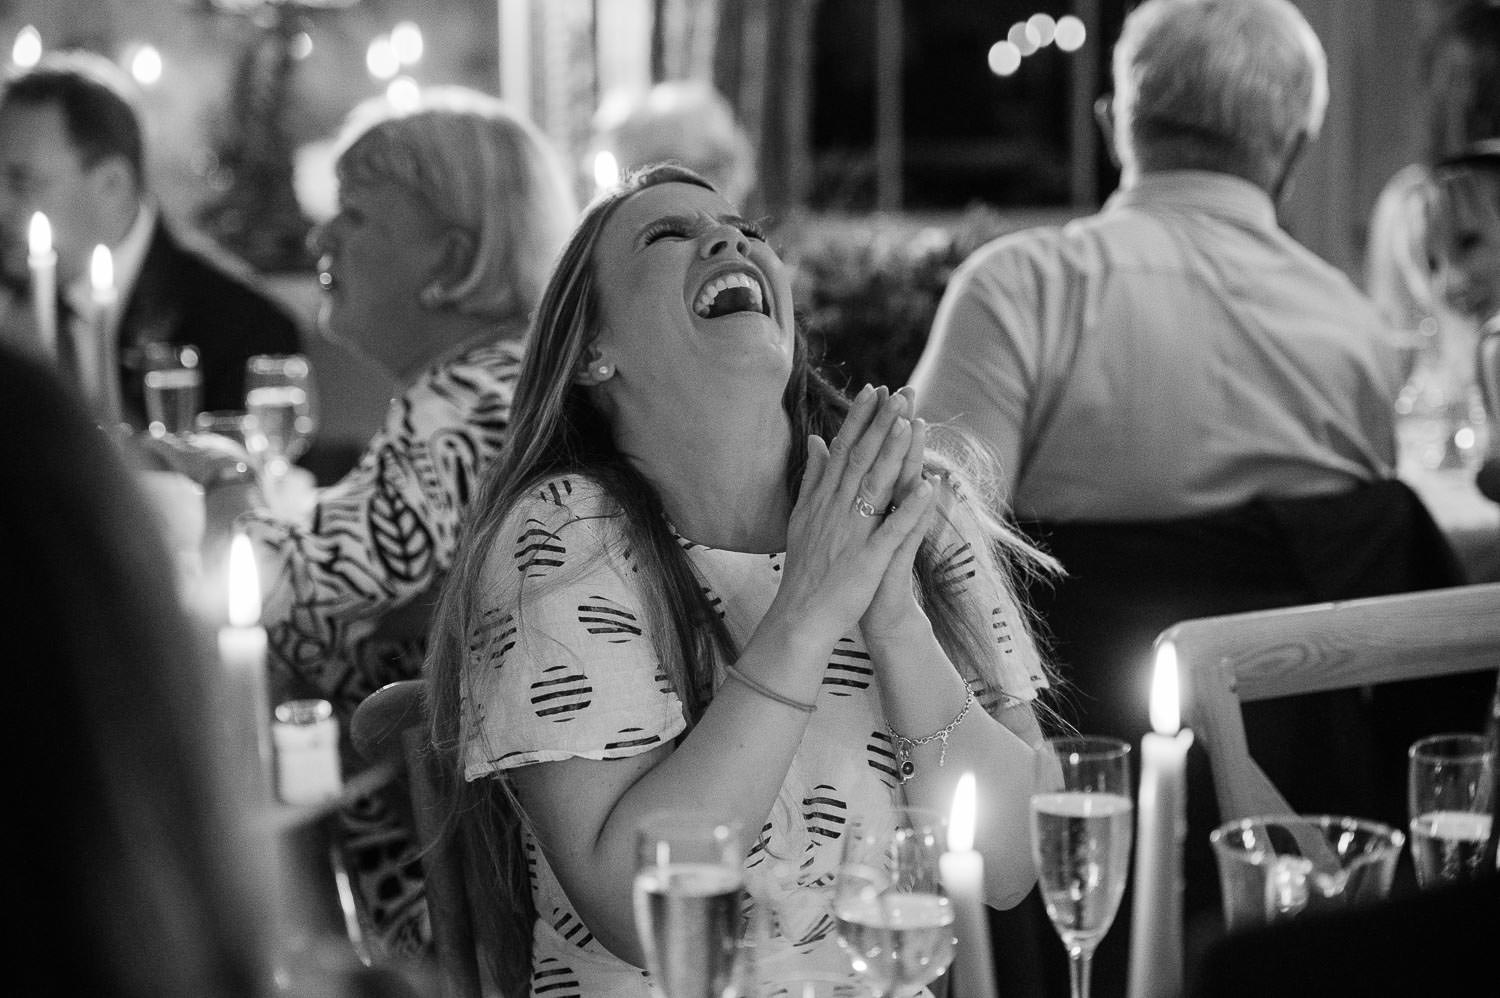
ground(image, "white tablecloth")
xmin=1401 ymin=461 xmax=1500 ymax=584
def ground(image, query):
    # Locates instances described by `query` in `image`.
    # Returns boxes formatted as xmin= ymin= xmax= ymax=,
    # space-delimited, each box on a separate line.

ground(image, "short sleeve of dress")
xmin=928 ymin=484 xmax=1049 ymax=712
xmin=461 ymin=476 xmax=686 ymax=781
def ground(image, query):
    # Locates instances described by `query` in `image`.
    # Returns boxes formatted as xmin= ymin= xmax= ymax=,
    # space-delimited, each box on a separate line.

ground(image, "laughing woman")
xmin=426 ymin=165 xmax=1059 ymax=996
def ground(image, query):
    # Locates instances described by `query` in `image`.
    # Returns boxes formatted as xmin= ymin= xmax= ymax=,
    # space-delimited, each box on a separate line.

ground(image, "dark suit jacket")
xmin=115 ymin=218 xmax=303 ymax=429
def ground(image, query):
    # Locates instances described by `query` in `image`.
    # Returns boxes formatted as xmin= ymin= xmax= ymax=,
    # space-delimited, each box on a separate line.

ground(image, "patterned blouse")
xmin=461 ymin=474 xmax=1047 ymax=998
xmin=242 ymin=338 xmax=524 ymax=713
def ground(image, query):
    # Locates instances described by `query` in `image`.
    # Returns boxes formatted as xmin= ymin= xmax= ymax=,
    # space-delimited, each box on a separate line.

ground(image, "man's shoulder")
xmin=949 ymin=215 xmax=1101 ymax=297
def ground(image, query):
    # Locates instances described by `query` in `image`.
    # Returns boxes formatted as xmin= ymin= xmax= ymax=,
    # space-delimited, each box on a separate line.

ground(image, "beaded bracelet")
xmin=886 ymin=682 xmax=974 ymax=784
xmin=723 ymin=664 xmax=817 ymax=713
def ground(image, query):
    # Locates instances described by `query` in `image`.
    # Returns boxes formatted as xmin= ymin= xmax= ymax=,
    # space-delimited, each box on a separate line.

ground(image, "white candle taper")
xmin=940 ymin=771 xmax=999 ymax=998
xmin=84 ymin=243 xmax=123 ymax=426
xmin=219 ymin=533 xmax=273 ymax=800
xmin=1127 ymin=643 xmax=1194 ymax=998
xmin=27 ymin=212 xmax=56 ymax=358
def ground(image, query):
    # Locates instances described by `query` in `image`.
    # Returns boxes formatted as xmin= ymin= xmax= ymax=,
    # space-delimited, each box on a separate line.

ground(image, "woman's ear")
xmin=573 ymin=344 xmax=614 ymax=385
xmin=421 ymin=227 xmax=478 ymax=309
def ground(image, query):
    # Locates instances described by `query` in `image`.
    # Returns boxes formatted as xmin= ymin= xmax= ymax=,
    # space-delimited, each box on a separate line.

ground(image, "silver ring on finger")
xmin=854 ymin=493 xmax=881 ymax=517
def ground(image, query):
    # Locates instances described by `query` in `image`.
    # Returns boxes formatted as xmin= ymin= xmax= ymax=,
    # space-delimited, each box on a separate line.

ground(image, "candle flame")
xmin=1150 ymin=642 xmax=1181 ymax=735
xmin=28 ymin=212 xmax=50 ymax=258
xmin=227 ymin=533 xmax=261 ymax=627
xmin=949 ymin=770 xmax=977 ymax=852
xmin=90 ymin=244 xmax=114 ymax=297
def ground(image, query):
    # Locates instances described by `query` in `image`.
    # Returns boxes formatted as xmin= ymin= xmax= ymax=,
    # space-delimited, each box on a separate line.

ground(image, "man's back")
xmin=912 ymin=170 xmax=1403 ymax=522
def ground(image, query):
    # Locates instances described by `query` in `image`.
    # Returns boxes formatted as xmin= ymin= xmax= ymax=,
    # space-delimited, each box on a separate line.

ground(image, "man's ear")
xmin=573 ymin=343 xmax=614 ymax=385
xmin=1269 ymin=129 xmax=1310 ymax=203
xmin=1094 ymin=95 xmax=1121 ymax=169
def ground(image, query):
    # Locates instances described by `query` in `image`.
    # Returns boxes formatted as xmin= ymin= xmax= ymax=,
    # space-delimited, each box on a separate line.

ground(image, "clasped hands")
xmin=779 ymin=383 xmax=936 ymax=643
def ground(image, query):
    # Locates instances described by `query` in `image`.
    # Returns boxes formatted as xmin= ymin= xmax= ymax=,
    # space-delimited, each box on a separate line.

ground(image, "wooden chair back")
xmin=1155 ymin=582 xmax=1500 ymax=823
xmin=351 ymin=680 xmax=483 ymax=998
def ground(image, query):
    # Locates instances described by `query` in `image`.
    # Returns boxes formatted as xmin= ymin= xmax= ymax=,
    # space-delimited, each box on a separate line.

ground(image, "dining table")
xmin=1399 ymin=458 xmax=1500 ymax=584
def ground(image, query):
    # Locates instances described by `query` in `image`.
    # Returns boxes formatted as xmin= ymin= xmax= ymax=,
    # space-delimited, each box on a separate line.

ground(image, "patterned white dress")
xmin=462 ymin=474 xmax=1047 ymax=998
xmin=241 ymin=335 xmax=525 ymax=957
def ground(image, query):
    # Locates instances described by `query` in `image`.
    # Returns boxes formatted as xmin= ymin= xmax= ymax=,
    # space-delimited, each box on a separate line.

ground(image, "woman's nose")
xmin=700 ymin=224 xmax=749 ymax=259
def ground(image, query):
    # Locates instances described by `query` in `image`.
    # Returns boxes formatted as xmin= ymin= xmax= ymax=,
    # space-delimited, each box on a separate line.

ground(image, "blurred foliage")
xmin=788 ymin=202 xmax=1033 ymax=392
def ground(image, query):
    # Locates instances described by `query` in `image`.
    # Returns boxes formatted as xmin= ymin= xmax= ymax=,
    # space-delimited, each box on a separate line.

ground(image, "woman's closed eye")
xmin=641 ymin=219 xmax=692 ymax=245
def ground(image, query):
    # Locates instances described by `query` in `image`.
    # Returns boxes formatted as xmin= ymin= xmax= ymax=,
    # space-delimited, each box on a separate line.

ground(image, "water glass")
xmin=833 ymin=807 xmax=954 ymax=998
xmin=244 ymin=353 xmax=317 ymax=479
xmin=1209 ymin=814 xmax=1404 ymax=932
xmin=141 ymin=341 xmax=203 ymax=438
xmin=1407 ymin=733 xmax=1496 ymax=887
xmin=633 ymin=813 xmax=747 ymax=998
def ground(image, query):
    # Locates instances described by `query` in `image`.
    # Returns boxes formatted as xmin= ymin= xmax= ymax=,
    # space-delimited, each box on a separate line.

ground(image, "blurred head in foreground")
xmin=4 ymin=341 xmax=272 ymax=997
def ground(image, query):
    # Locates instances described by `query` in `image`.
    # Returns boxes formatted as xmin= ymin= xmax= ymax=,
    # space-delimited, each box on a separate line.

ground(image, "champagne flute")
xmin=833 ymin=806 xmax=955 ymax=998
xmin=243 ymin=353 xmax=317 ymax=480
xmin=1407 ymin=732 xmax=1496 ymax=887
xmin=632 ymin=813 xmax=747 ymax=998
xmin=1030 ymin=736 xmax=1133 ymax=998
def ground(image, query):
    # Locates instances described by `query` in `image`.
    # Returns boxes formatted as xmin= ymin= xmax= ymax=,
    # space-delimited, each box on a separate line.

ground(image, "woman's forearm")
xmin=865 ymin=620 xmax=1042 ymax=908
xmin=514 ymin=607 xmax=837 ymax=965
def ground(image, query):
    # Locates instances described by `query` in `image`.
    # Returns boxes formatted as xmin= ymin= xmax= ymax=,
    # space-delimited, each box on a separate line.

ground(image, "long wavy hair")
xmin=425 ymin=164 xmax=1058 ymax=994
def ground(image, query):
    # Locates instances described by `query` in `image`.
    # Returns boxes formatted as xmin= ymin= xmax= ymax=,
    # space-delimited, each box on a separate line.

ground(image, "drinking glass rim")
xmin=1043 ymin=735 xmax=1132 ymax=761
xmin=1209 ymin=812 xmax=1406 ymax=848
xmin=1408 ymin=731 xmax=1493 ymax=762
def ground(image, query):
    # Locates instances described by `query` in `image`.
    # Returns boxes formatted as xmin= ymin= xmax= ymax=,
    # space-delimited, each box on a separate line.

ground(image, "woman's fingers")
xmin=894 ymin=418 xmax=927 ymax=504
xmin=840 ymin=389 xmax=914 ymax=501
xmin=827 ymin=384 xmax=880 ymax=465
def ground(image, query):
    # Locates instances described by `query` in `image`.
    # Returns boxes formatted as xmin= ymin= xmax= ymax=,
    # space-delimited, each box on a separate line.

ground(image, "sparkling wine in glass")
xmin=243 ymin=353 xmax=316 ymax=479
xmin=834 ymin=806 xmax=955 ymax=998
xmin=1031 ymin=736 xmax=1133 ymax=998
xmin=1407 ymin=732 xmax=1496 ymax=887
xmin=632 ymin=814 xmax=747 ymax=998
xmin=142 ymin=342 xmax=203 ymax=438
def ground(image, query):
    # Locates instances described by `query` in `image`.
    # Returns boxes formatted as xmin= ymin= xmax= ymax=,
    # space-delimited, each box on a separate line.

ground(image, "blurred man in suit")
xmin=911 ymin=2 xmax=1482 ymax=993
xmin=0 ymin=50 xmax=301 ymax=427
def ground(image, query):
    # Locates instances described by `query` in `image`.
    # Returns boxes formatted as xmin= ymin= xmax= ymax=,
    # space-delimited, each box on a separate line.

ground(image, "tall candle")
xmin=1127 ymin=643 xmax=1194 ymax=998
xmin=219 ymin=532 xmax=273 ymax=800
xmin=940 ymin=772 xmax=999 ymax=998
xmin=86 ymin=243 xmax=123 ymax=426
xmin=27 ymin=212 xmax=56 ymax=358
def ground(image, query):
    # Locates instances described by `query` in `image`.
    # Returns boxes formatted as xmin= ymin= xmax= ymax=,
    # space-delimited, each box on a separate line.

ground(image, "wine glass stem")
xmin=1067 ymin=946 xmax=1094 ymax=998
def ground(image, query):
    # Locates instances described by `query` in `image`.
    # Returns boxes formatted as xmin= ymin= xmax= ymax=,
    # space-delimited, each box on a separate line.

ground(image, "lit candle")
xmin=1127 ymin=643 xmax=1194 ymax=998
xmin=940 ymin=772 xmax=999 ymax=998
xmin=27 ymin=212 xmax=56 ymax=358
xmin=84 ymin=243 xmax=123 ymax=426
xmin=220 ymin=532 xmax=273 ymax=800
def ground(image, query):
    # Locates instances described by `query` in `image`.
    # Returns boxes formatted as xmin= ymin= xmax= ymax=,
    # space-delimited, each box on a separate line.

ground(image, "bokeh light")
xmin=129 ymin=45 xmax=163 ymax=86
xmin=1007 ymin=22 xmax=1039 ymax=57
xmin=12 ymin=25 xmax=41 ymax=67
xmin=1055 ymin=15 xmax=1087 ymax=52
xmin=366 ymin=35 xmax=398 ymax=80
xmin=593 ymin=150 xmax=620 ymax=192
xmin=988 ymin=40 xmax=1022 ymax=77
xmin=386 ymin=75 xmax=420 ymax=112
xmin=1028 ymin=13 xmax=1058 ymax=48
xmin=390 ymin=21 xmax=423 ymax=66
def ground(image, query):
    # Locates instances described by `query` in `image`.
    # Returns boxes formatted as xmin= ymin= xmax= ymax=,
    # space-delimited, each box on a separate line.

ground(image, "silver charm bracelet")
xmin=886 ymin=681 xmax=974 ymax=784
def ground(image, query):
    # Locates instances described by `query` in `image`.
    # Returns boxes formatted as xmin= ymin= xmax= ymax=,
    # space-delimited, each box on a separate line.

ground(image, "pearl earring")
xmin=596 ymin=363 xmax=610 ymax=377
